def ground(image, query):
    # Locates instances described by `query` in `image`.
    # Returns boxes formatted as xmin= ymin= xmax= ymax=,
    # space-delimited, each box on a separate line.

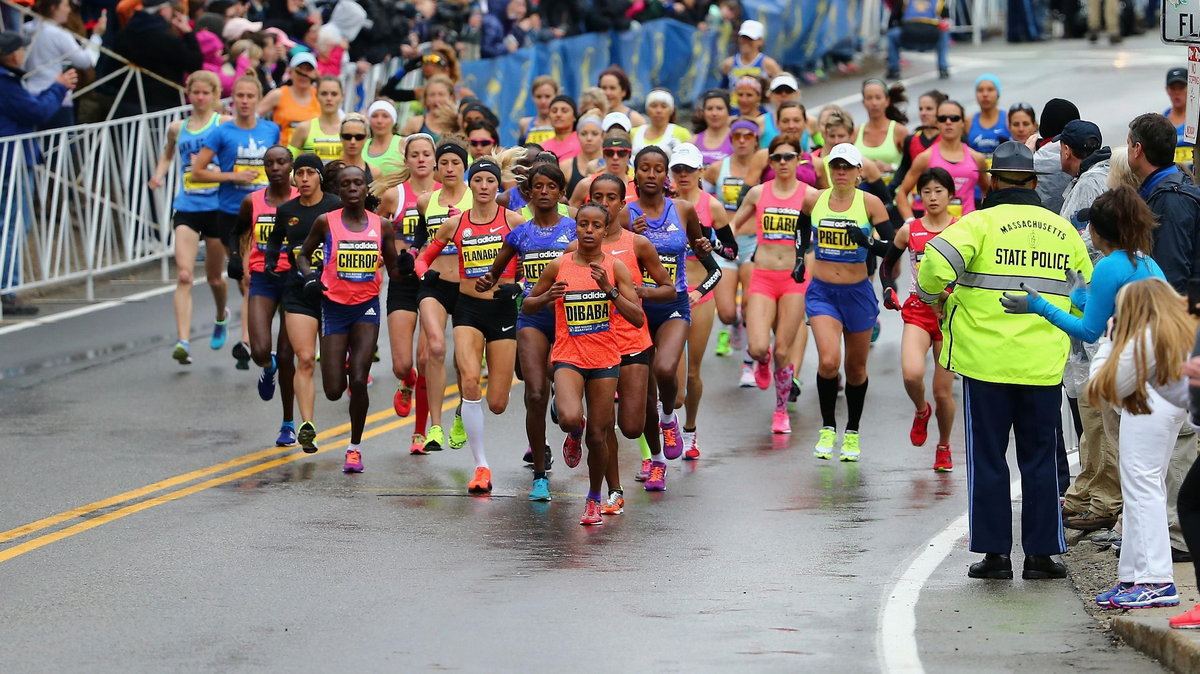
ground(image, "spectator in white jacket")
xmin=21 ymin=0 xmax=103 ymax=128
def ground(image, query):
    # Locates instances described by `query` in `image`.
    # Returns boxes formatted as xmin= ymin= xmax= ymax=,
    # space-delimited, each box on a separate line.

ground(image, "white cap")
xmin=770 ymin=73 xmax=799 ymax=92
xmin=602 ymin=112 xmax=632 ymax=132
xmin=669 ymin=143 xmax=703 ymax=170
xmin=222 ymin=17 xmax=264 ymax=42
xmin=739 ymin=20 xmax=765 ymax=40
xmin=826 ymin=143 xmax=863 ymax=168
xmin=289 ymin=51 xmax=318 ymax=70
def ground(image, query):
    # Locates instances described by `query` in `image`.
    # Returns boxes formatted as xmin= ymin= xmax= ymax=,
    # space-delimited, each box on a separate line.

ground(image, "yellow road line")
xmin=0 ymin=384 xmax=460 ymax=545
xmin=0 ymin=392 xmax=479 ymax=565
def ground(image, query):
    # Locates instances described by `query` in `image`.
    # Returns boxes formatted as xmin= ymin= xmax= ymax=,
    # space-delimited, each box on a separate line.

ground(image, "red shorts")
xmin=747 ymin=267 xmax=808 ymax=300
xmin=901 ymin=294 xmax=941 ymax=340
xmin=687 ymin=284 xmax=715 ymax=305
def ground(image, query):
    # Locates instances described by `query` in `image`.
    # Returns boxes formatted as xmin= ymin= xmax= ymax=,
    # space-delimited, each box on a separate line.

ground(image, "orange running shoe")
xmin=580 ymin=498 xmax=603 ymax=525
xmin=1170 ymin=604 xmax=1200 ymax=629
xmin=467 ymin=466 xmax=493 ymax=494
xmin=634 ymin=458 xmax=652 ymax=482
xmin=343 ymin=448 xmax=363 ymax=473
xmin=393 ymin=372 xmax=415 ymax=417
xmin=601 ymin=491 xmax=625 ymax=515
xmin=934 ymin=444 xmax=953 ymax=472
xmin=409 ymin=433 xmax=427 ymax=455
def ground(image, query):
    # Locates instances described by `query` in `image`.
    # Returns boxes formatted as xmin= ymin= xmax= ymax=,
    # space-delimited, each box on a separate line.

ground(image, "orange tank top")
xmin=273 ymin=86 xmax=321 ymax=147
xmin=602 ymin=228 xmax=652 ymax=356
xmin=552 ymin=253 xmax=621 ymax=369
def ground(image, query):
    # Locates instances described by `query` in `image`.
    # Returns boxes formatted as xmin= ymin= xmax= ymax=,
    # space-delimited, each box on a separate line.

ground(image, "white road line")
xmin=0 ymin=281 xmax=193 ymax=337
xmin=878 ymin=449 xmax=1081 ymax=672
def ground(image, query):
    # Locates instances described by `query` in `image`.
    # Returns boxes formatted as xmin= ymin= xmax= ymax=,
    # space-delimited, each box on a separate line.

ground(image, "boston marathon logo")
xmin=335 ymin=239 xmax=379 ymax=281
xmin=564 ymin=289 xmax=611 ymax=335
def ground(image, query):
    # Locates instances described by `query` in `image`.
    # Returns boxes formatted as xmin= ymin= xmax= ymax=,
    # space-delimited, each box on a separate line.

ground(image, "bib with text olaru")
xmin=760 ymin=207 xmax=799 ymax=243
xmin=641 ymin=253 xmax=679 ymax=286
xmin=335 ymin=239 xmax=380 ymax=281
xmin=563 ymin=289 xmax=611 ymax=335
xmin=815 ymin=218 xmax=865 ymax=263
xmin=521 ymin=249 xmax=562 ymax=293
xmin=460 ymin=229 xmax=504 ymax=278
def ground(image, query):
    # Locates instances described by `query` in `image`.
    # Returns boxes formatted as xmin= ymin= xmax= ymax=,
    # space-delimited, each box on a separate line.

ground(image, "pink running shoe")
xmin=634 ymin=459 xmax=652 ymax=482
xmin=754 ymin=353 xmax=772 ymax=390
xmin=580 ymin=498 xmax=604 ymax=525
xmin=772 ymin=410 xmax=791 ymax=434
xmin=644 ymin=461 xmax=667 ymax=491
xmin=563 ymin=418 xmax=585 ymax=468
xmin=343 ymin=448 xmax=364 ymax=473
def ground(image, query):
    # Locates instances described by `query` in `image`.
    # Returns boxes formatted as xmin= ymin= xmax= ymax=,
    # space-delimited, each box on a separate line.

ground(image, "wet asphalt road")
xmin=0 ymin=35 xmax=1179 ymax=672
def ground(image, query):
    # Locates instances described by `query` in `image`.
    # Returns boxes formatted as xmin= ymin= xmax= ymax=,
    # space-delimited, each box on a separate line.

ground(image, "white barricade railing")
xmin=0 ymin=104 xmax=189 ymax=309
xmin=951 ymin=0 xmax=1007 ymax=44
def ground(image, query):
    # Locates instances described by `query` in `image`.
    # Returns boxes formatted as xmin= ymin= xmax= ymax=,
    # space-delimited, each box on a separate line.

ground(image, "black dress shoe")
xmin=1023 ymin=555 xmax=1066 ymax=579
xmin=1173 ymin=547 xmax=1193 ymax=563
xmin=968 ymin=553 xmax=1012 ymax=579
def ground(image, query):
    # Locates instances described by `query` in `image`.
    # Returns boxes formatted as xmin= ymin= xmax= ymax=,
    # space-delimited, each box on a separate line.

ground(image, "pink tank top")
xmin=687 ymin=192 xmax=718 ymax=261
xmin=248 ymin=187 xmax=299 ymax=273
xmin=928 ymin=143 xmax=977 ymax=218
xmin=754 ymin=179 xmax=804 ymax=249
xmin=321 ymin=209 xmax=384 ymax=305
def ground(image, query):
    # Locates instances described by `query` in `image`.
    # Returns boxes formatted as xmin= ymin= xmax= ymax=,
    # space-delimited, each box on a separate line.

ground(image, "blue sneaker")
xmin=528 ymin=477 xmax=551 ymax=501
xmin=1096 ymin=582 xmax=1134 ymax=607
xmin=211 ymin=308 xmax=230 ymax=350
xmin=1110 ymin=583 xmax=1180 ymax=609
xmin=276 ymin=424 xmax=297 ymax=446
xmin=258 ymin=355 xmax=277 ymax=401
xmin=870 ymin=319 xmax=881 ymax=344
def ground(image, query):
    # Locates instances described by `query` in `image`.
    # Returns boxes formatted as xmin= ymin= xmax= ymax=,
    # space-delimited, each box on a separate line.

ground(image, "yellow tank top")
xmin=301 ymin=117 xmax=343 ymax=163
xmin=273 ymin=86 xmax=321 ymax=147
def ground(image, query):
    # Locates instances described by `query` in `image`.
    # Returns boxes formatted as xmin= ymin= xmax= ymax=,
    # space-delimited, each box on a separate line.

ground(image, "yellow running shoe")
xmin=449 ymin=414 xmax=468 ymax=449
xmin=814 ymin=426 xmax=837 ymax=460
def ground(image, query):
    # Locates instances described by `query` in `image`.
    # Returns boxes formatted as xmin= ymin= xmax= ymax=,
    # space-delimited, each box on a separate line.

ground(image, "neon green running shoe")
xmin=840 ymin=431 xmax=861 ymax=462
xmin=449 ymin=414 xmax=468 ymax=449
xmin=714 ymin=329 xmax=731 ymax=357
xmin=814 ymin=426 xmax=837 ymax=460
xmin=424 ymin=425 xmax=445 ymax=452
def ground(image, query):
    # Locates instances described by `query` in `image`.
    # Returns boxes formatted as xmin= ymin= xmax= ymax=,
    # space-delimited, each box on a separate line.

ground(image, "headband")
xmin=735 ymin=77 xmax=762 ymax=93
xmin=862 ymin=78 xmax=887 ymax=91
xmin=436 ymin=142 xmax=469 ymax=165
xmin=550 ymin=94 xmax=579 ymax=118
xmin=646 ymin=90 xmax=675 ymax=109
xmin=340 ymin=114 xmax=366 ymax=131
xmin=578 ymin=115 xmax=603 ymax=130
xmin=293 ymin=153 xmax=324 ymax=175
xmin=405 ymin=132 xmax=435 ymax=152
xmin=367 ymin=100 xmax=397 ymax=124
xmin=469 ymin=159 xmax=502 ymax=183
xmin=975 ymin=74 xmax=1001 ymax=95
xmin=730 ymin=119 xmax=760 ymax=136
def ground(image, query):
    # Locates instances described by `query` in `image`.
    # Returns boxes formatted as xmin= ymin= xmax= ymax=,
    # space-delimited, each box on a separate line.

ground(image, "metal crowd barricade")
xmin=0 ymin=104 xmax=189 ymax=315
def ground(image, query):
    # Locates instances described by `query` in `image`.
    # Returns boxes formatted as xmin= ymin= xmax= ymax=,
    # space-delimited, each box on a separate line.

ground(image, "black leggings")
xmin=1180 ymin=455 xmax=1200 ymax=587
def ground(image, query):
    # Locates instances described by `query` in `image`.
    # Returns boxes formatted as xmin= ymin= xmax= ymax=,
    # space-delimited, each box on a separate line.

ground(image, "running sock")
xmin=347 ymin=442 xmax=360 ymax=452
xmin=609 ymin=488 xmax=623 ymax=498
xmin=845 ymin=378 xmax=869 ymax=432
xmin=534 ymin=470 xmax=547 ymax=480
xmin=266 ymin=353 xmax=277 ymax=375
xmin=281 ymin=420 xmax=295 ymax=430
xmin=587 ymin=490 xmax=602 ymax=502
xmin=774 ymin=365 xmax=794 ymax=412
xmin=638 ymin=434 xmax=652 ymax=460
xmin=683 ymin=426 xmax=696 ymax=433
xmin=816 ymin=374 xmax=839 ymax=428
xmin=402 ymin=368 xmax=417 ymax=388
xmin=414 ymin=375 xmax=428 ymax=434
xmin=461 ymin=398 xmax=487 ymax=468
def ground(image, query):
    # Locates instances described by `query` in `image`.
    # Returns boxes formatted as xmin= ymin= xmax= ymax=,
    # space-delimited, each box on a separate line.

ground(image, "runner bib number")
xmin=563 ymin=289 xmax=611 ymax=335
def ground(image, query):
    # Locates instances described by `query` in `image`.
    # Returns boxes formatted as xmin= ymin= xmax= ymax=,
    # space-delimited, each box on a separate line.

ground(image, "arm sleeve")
xmin=916 ymin=215 xmax=977 ymax=303
xmin=265 ymin=208 xmax=287 ymax=270
xmin=712 ymin=223 xmax=738 ymax=260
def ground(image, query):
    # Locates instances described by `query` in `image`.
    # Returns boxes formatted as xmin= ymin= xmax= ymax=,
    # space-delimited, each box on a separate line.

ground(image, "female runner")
xmin=519 ymin=75 xmax=560 ymax=145
xmin=895 ymin=100 xmax=989 ymax=222
xmin=732 ymin=135 xmax=810 ymax=435
xmin=230 ymin=146 xmax=299 ymax=447
xmin=561 ymin=114 xmax=603 ymax=199
xmin=466 ymin=120 xmax=501 ymax=160
xmin=415 ymin=141 xmax=473 ymax=452
xmin=476 ymin=164 xmax=576 ymax=500
xmin=693 ymin=89 xmax=734 ymax=167
xmin=296 ymin=166 xmax=399 ymax=472
xmin=542 ymin=95 xmax=582 ymax=161
xmin=148 ymin=70 xmax=230 ymax=364
xmin=265 ymin=154 xmax=342 ymax=453
xmin=671 ymin=143 xmax=736 ymax=457
xmin=334 ymin=114 xmax=374 ymax=179
xmin=879 ymin=168 xmax=957 ymax=471
xmin=802 ymin=143 xmax=891 ymax=462
xmin=569 ymin=135 xmax=635 ymax=208
xmin=598 ymin=66 xmax=647 ymax=127
xmin=854 ymin=79 xmax=908 ymax=183
xmin=891 ymin=89 xmax=947 ymax=206
xmin=288 ymin=76 xmax=344 ymax=164
xmin=619 ymin=147 xmax=722 ymax=491
xmin=417 ymin=155 xmax=526 ymax=494
xmin=401 ymin=75 xmax=459 ymax=140
xmin=523 ymin=202 xmax=644 ymax=524
xmin=1006 ymin=102 xmax=1038 ymax=145
xmin=967 ymin=75 xmax=1008 ymax=157
xmin=373 ymin=133 xmax=440 ymax=453
xmin=631 ymin=89 xmax=692 ymax=154
xmin=732 ymin=76 xmax=775 ymax=148
xmin=364 ymin=100 xmax=405 ymax=177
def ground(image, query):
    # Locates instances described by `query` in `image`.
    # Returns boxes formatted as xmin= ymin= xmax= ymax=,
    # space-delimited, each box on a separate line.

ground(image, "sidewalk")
xmin=1064 ymin=531 xmax=1200 ymax=673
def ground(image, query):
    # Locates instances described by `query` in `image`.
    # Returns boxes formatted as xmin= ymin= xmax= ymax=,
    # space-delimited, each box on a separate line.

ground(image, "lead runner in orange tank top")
xmin=524 ymin=202 xmax=645 ymax=525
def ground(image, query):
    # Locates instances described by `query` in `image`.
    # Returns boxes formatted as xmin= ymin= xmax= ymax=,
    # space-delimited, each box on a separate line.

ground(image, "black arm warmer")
xmin=413 ymin=212 xmax=429 ymax=249
xmin=712 ymin=225 xmax=739 ymax=261
xmin=696 ymin=253 xmax=723 ymax=296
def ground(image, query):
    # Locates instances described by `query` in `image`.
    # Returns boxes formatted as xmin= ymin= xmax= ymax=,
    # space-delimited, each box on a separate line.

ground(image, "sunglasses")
xmin=422 ymin=54 xmax=445 ymax=65
xmin=670 ymin=165 xmax=699 ymax=173
xmin=731 ymin=131 xmax=757 ymax=139
xmin=1009 ymin=102 xmax=1035 ymax=114
xmin=604 ymin=149 xmax=631 ymax=158
xmin=340 ymin=133 xmax=367 ymax=141
xmin=937 ymin=115 xmax=963 ymax=123
xmin=469 ymin=139 xmax=495 ymax=147
xmin=769 ymin=152 xmax=799 ymax=162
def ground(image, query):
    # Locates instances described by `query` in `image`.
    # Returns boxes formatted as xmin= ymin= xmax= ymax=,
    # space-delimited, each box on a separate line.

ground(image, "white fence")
xmin=0 ymin=104 xmax=188 ymax=312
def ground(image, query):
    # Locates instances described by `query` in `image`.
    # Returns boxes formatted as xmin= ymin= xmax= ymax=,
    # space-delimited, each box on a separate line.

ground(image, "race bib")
xmin=815 ymin=218 xmax=862 ymax=262
xmin=521 ymin=249 xmax=562 ymax=292
xmin=1176 ymin=145 xmax=1194 ymax=164
xmin=254 ymin=214 xmax=275 ymax=251
xmin=182 ymin=166 xmax=219 ymax=193
xmin=721 ymin=178 xmax=744 ymax=210
xmin=760 ymin=208 xmax=799 ymax=242
xmin=335 ymin=240 xmax=379 ymax=281
xmin=313 ymin=140 xmax=342 ymax=163
xmin=563 ymin=289 xmax=611 ymax=335
xmin=947 ymin=197 xmax=963 ymax=219
xmin=641 ymin=253 xmax=679 ymax=286
xmin=401 ymin=208 xmax=419 ymax=242
xmin=460 ymin=230 xmax=504 ymax=278
xmin=427 ymin=212 xmax=459 ymax=255
xmin=233 ymin=161 xmax=267 ymax=189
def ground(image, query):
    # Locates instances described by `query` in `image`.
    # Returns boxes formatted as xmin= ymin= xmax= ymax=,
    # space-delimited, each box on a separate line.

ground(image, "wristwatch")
xmin=606 ymin=286 xmax=620 ymax=300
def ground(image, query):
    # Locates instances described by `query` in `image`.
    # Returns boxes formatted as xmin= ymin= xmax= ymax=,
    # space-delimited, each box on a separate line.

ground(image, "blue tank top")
xmin=629 ymin=200 xmax=688 ymax=293
xmin=506 ymin=215 xmax=577 ymax=295
xmin=204 ymin=119 xmax=282 ymax=214
xmin=173 ymin=113 xmax=221 ymax=213
xmin=1166 ymin=108 xmax=1194 ymax=164
xmin=967 ymin=110 xmax=1008 ymax=157
xmin=505 ymin=186 xmax=527 ymax=214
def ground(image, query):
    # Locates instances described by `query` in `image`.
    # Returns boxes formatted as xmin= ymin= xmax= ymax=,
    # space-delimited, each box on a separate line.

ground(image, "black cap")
xmin=1038 ymin=98 xmax=1080 ymax=140
xmin=0 ymin=31 xmax=29 ymax=57
xmin=603 ymin=137 xmax=632 ymax=150
xmin=981 ymin=141 xmax=1051 ymax=175
xmin=1056 ymin=120 xmax=1102 ymax=154
xmin=293 ymin=153 xmax=324 ymax=175
xmin=1168 ymin=67 xmax=1188 ymax=85
xmin=1075 ymin=206 xmax=1093 ymax=223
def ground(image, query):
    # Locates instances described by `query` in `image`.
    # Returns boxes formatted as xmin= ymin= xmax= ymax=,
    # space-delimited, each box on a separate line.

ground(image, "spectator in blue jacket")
xmin=0 ymin=30 xmax=78 ymax=315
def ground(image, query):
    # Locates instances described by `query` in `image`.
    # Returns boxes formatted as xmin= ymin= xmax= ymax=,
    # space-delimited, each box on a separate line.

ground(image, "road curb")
xmin=1111 ymin=615 xmax=1200 ymax=674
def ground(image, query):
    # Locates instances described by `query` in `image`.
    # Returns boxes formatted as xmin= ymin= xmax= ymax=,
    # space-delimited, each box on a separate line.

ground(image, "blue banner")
xmin=460 ymin=1 xmax=862 ymax=146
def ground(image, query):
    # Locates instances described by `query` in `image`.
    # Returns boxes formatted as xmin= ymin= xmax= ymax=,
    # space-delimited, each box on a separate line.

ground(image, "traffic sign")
xmin=1187 ymin=46 xmax=1200 ymax=143
xmin=1164 ymin=0 xmax=1200 ymax=45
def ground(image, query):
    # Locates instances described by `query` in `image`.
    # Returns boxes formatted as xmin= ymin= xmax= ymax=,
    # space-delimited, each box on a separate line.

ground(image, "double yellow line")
xmin=0 ymin=385 xmax=466 ymax=564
